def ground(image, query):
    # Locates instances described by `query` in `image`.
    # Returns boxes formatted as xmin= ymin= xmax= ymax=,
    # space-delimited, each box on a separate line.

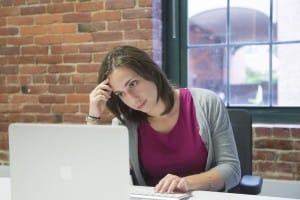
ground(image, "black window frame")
xmin=162 ymin=0 xmax=300 ymax=124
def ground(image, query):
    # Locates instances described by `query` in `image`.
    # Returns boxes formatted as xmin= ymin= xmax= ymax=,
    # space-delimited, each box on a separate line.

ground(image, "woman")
xmin=87 ymin=45 xmax=240 ymax=193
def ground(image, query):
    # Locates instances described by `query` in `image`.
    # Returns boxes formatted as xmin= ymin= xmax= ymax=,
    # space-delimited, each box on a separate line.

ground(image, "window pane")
xmin=229 ymin=45 xmax=271 ymax=106
xmin=230 ymin=0 xmax=271 ymax=43
xmin=275 ymin=43 xmax=300 ymax=106
xmin=275 ymin=0 xmax=300 ymax=42
xmin=188 ymin=47 xmax=226 ymax=99
xmin=188 ymin=0 xmax=227 ymax=45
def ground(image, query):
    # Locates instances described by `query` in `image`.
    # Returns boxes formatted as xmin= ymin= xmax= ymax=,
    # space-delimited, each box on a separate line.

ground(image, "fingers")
xmin=89 ymin=79 xmax=113 ymax=117
xmin=155 ymin=174 xmax=189 ymax=194
xmin=90 ymin=79 xmax=112 ymax=101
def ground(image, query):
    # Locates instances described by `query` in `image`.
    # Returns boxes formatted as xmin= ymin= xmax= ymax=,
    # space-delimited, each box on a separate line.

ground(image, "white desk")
xmin=190 ymin=190 xmax=298 ymax=200
xmin=0 ymin=178 xmax=297 ymax=200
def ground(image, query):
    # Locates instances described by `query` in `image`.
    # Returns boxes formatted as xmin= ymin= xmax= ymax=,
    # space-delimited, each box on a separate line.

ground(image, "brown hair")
xmin=98 ymin=45 xmax=175 ymax=124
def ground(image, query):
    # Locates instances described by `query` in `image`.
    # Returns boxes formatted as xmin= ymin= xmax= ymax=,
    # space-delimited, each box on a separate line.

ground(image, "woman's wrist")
xmin=86 ymin=115 xmax=101 ymax=124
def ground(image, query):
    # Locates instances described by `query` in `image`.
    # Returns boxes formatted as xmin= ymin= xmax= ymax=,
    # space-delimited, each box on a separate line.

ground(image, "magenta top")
xmin=138 ymin=88 xmax=208 ymax=186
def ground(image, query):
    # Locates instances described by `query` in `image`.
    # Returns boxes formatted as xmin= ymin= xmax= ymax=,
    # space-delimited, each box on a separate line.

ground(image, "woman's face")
xmin=108 ymin=67 xmax=158 ymax=114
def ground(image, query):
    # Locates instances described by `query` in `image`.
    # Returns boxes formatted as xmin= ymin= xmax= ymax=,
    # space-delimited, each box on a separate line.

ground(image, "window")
xmin=162 ymin=0 xmax=300 ymax=123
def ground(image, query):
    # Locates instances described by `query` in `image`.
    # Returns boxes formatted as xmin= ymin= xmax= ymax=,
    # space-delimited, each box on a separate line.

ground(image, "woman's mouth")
xmin=137 ymin=100 xmax=146 ymax=110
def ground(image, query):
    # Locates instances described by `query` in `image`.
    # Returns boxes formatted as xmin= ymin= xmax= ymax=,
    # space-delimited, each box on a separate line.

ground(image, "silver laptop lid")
xmin=9 ymin=123 xmax=129 ymax=200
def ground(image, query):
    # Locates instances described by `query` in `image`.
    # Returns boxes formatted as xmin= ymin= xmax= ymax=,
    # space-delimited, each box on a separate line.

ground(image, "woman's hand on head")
xmin=155 ymin=174 xmax=189 ymax=194
xmin=89 ymin=79 xmax=112 ymax=118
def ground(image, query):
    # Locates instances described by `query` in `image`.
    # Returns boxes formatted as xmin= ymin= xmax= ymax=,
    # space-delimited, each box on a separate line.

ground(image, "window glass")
xmin=275 ymin=0 xmax=300 ymax=42
xmin=187 ymin=0 xmax=300 ymax=106
xmin=275 ymin=43 xmax=300 ymax=106
xmin=230 ymin=0 xmax=271 ymax=43
xmin=229 ymin=45 xmax=271 ymax=106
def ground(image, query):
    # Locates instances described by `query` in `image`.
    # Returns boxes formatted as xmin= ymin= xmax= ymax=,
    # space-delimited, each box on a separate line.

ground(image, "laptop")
xmin=9 ymin=123 xmax=130 ymax=200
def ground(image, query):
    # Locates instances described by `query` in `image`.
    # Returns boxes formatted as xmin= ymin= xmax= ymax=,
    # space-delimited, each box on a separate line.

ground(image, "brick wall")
xmin=0 ymin=0 xmax=160 ymax=164
xmin=253 ymin=125 xmax=300 ymax=180
xmin=0 ymin=0 xmax=299 ymax=182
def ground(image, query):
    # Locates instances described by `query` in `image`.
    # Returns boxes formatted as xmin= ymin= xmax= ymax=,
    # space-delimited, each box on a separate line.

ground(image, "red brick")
xmin=291 ymin=127 xmax=300 ymax=138
xmin=21 ymin=26 xmax=48 ymax=35
xmin=108 ymin=20 xmax=138 ymax=31
xmin=92 ymin=11 xmax=121 ymax=21
xmin=122 ymin=8 xmax=152 ymax=19
xmin=36 ymin=114 xmax=62 ymax=123
xmin=64 ymin=114 xmax=85 ymax=123
xmin=52 ymin=104 xmax=78 ymax=113
xmin=75 ymin=85 xmax=96 ymax=93
xmin=253 ymin=150 xmax=277 ymax=161
xmin=49 ymin=85 xmax=74 ymax=94
xmin=19 ymin=75 xmax=32 ymax=84
xmin=72 ymin=74 xmax=97 ymax=84
xmin=79 ymin=44 xmax=104 ymax=53
xmin=21 ymin=46 xmax=48 ymax=55
xmin=62 ymin=34 xmax=92 ymax=43
xmin=124 ymin=29 xmax=152 ymax=40
xmin=11 ymin=94 xmax=38 ymax=103
xmin=280 ymin=152 xmax=300 ymax=162
xmin=273 ymin=127 xmax=291 ymax=138
xmin=51 ymin=45 xmax=78 ymax=54
xmin=139 ymin=19 xmax=153 ymax=29
xmin=7 ymin=36 xmax=33 ymax=45
xmin=139 ymin=0 xmax=152 ymax=7
xmin=36 ymin=55 xmax=62 ymax=64
xmin=0 ymin=123 xmax=9 ymax=133
xmin=0 ymin=95 xmax=8 ymax=103
xmin=35 ymin=35 xmax=63 ymax=44
xmin=77 ymin=64 xmax=99 ymax=73
xmin=57 ymin=75 xmax=71 ymax=84
xmin=0 ymin=104 xmax=22 ymax=112
xmin=92 ymin=32 xmax=122 ymax=42
xmin=105 ymin=0 xmax=135 ymax=9
xmin=7 ymin=16 xmax=34 ymax=25
xmin=0 ymin=66 xmax=18 ymax=74
xmin=0 ymin=46 xmax=19 ymax=55
xmin=23 ymin=104 xmax=51 ymax=113
xmin=12 ymin=0 xmax=26 ymax=6
xmin=48 ymin=24 xmax=76 ymax=34
xmin=39 ymin=95 xmax=65 ymax=104
xmin=253 ymin=127 xmax=272 ymax=137
xmin=22 ymin=85 xmax=48 ymax=94
xmin=66 ymin=94 xmax=89 ymax=103
xmin=63 ymin=13 xmax=91 ymax=23
xmin=45 ymin=75 xmax=58 ymax=84
xmin=255 ymin=139 xmax=294 ymax=150
xmin=20 ymin=6 xmax=46 ymax=15
xmin=76 ymin=2 xmax=104 ymax=12
xmin=7 ymin=56 xmax=35 ymax=64
xmin=48 ymin=65 xmax=75 ymax=73
xmin=63 ymin=54 xmax=91 ymax=63
xmin=0 ymin=86 xmax=19 ymax=93
xmin=35 ymin=14 xmax=62 ymax=25
xmin=6 ymin=75 xmax=18 ymax=84
xmin=47 ymin=3 xmax=74 ymax=13
xmin=19 ymin=65 xmax=47 ymax=74
xmin=0 ymin=7 xmax=19 ymax=17
xmin=7 ymin=114 xmax=35 ymax=122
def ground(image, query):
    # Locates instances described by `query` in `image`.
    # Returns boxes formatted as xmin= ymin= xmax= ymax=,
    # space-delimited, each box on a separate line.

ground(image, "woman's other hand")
xmin=89 ymin=79 xmax=112 ymax=118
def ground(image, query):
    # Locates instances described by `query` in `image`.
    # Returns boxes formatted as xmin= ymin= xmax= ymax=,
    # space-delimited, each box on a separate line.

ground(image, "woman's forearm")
xmin=184 ymin=169 xmax=225 ymax=192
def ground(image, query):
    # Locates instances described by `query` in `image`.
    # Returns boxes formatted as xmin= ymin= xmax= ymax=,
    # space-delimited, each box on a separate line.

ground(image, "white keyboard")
xmin=130 ymin=186 xmax=191 ymax=200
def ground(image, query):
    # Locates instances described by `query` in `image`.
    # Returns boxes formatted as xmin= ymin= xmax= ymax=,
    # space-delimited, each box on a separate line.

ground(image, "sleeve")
xmin=206 ymin=92 xmax=241 ymax=191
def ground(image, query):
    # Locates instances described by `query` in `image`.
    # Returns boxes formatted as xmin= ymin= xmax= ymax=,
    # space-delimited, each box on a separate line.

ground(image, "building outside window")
xmin=163 ymin=0 xmax=300 ymax=123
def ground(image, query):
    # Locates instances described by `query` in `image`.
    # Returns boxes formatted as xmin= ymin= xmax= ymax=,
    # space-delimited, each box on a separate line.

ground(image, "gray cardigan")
xmin=113 ymin=88 xmax=241 ymax=191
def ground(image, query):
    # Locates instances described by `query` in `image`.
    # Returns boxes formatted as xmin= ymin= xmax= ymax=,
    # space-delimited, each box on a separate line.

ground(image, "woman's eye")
xmin=129 ymin=80 xmax=138 ymax=87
